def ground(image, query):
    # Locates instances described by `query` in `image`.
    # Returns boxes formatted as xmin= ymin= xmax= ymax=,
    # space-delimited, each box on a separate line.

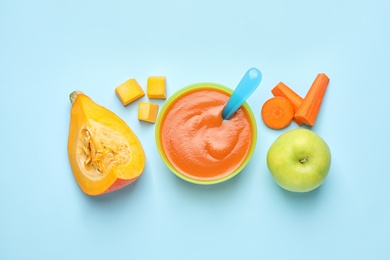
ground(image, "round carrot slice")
xmin=261 ymin=96 xmax=294 ymax=129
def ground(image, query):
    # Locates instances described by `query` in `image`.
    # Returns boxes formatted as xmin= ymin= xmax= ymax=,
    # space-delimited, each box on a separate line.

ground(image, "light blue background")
xmin=1 ymin=0 xmax=389 ymax=259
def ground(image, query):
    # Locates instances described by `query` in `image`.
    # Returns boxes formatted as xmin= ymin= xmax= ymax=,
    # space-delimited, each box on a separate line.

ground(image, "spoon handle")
xmin=222 ymin=68 xmax=262 ymax=120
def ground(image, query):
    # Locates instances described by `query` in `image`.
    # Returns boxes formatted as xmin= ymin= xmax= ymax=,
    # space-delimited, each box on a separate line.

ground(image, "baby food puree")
xmin=156 ymin=83 xmax=257 ymax=184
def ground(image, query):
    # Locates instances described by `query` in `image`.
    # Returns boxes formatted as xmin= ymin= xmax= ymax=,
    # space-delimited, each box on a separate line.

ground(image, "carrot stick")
xmin=261 ymin=96 xmax=294 ymax=129
xmin=271 ymin=82 xmax=303 ymax=112
xmin=271 ymin=82 xmax=304 ymax=125
xmin=294 ymin=73 xmax=329 ymax=126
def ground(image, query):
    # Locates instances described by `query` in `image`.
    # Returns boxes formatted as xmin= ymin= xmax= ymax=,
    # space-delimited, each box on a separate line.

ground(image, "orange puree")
xmin=160 ymin=88 xmax=254 ymax=180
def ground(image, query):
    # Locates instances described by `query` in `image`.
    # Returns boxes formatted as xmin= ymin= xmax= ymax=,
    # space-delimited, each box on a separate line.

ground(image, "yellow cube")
xmin=147 ymin=76 xmax=166 ymax=99
xmin=138 ymin=102 xmax=159 ymax=123
xmin=115 ymin=78 xmax=145 ymax=106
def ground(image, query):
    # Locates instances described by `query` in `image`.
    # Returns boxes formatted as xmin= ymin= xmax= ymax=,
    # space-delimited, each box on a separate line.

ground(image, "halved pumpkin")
xmin=67 ymin=91 xmax=145 ymax=196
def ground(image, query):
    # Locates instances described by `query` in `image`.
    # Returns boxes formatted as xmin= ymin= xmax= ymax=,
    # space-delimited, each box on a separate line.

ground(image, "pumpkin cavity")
xmin=77 ymin=120 xmax=131 ymax=179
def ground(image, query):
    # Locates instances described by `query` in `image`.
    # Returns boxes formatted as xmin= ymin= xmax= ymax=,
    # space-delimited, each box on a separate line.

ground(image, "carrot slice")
xmin=294 ymin=73 xmax=329 ymax=126
xmin=271 ymin=82 xmax=304 ymax=125
xmin=261 ymin=96 xmax=294 ymax=129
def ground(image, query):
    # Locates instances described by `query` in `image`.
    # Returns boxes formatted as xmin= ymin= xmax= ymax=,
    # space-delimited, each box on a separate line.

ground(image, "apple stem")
xmin=299 ymin=156 xmax=309 ymax=164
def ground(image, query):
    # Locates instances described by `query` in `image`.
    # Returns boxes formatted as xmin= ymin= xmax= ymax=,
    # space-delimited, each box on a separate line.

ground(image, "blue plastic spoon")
xmin=222 ymin=67 xmax=262 ymax=120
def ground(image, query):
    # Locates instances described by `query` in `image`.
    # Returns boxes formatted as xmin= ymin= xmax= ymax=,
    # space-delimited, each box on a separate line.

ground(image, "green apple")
xmin=266 ymin=128 xmax=331 ymax=192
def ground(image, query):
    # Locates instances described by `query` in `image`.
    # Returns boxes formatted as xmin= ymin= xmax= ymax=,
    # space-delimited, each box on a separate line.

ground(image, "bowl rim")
xmin=155 ymin=82 xmax=257 ymax=185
